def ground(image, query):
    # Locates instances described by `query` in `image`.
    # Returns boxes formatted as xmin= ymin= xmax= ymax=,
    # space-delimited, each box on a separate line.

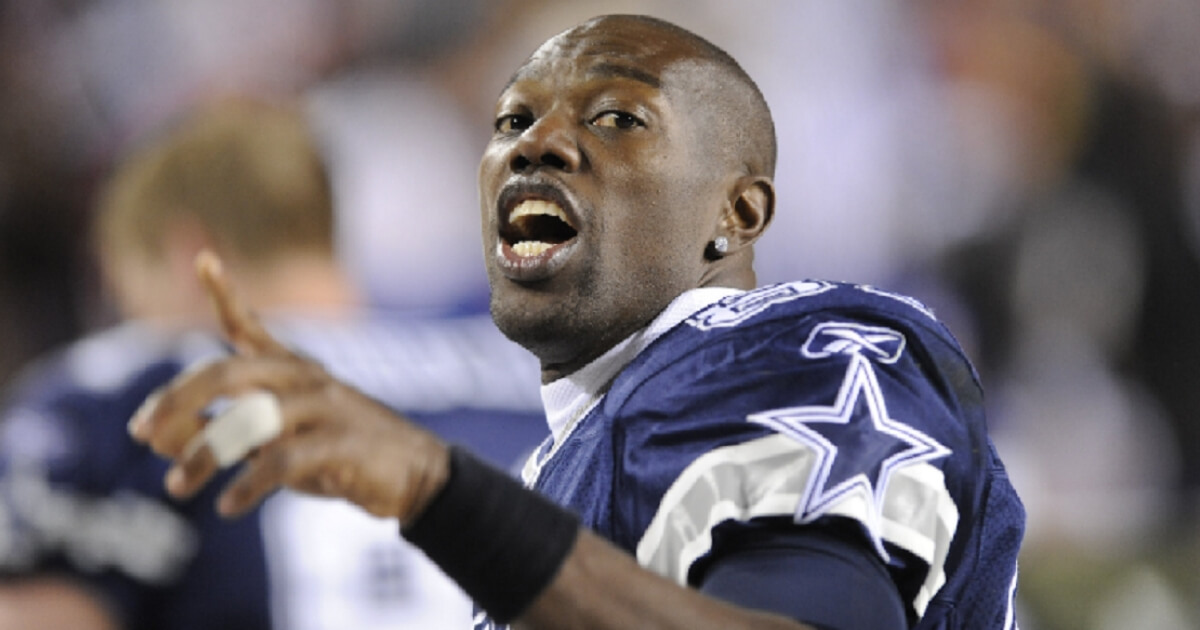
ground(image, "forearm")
xmin=516 ymin=530 xmax=815 ymax=630
xmin=404 ymin=448 xmax=813 ymax=630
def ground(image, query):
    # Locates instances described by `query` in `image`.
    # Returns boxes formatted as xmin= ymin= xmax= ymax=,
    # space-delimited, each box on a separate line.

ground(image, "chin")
xmin=486 ymin=268 xmax=587 ymax=348
xmin=490 ymin=295 xmax=564 ymax=355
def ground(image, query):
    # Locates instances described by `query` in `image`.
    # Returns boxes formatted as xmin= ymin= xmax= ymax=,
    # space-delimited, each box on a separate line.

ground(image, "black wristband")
xmin=401 ymin=446 xmax=580 ymax=623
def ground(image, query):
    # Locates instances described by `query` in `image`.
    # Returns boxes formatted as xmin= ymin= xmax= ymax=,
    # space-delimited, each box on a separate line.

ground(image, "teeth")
xmin=512 ymin=241 xmax=553 ymax=257
xmin=504 ymin=199 xmax=574 ymax=258
xmin=510 ymin=199 xmax=571 ymax=225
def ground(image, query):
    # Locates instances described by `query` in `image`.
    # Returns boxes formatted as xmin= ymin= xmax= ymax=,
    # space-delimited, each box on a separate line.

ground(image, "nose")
xmin=509 ymin=113 xmax=581 ymax=173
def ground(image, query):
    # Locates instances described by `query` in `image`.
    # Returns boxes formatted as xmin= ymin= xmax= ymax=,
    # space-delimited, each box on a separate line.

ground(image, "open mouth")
xmin=500 ymin=199 xmax=578 ymax=257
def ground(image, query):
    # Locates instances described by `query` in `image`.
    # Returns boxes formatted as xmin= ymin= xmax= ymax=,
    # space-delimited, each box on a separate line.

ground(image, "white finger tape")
xmin=202 ymin=391 xmax=284 ymax=468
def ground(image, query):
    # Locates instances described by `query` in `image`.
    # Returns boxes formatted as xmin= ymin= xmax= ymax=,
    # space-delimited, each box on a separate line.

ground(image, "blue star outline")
xmin=748 ymin=352 xmax=951 ymax=559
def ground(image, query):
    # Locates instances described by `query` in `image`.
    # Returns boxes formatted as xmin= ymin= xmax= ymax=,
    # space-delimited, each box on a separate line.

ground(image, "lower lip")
xmin=494 ymin=238 xmax=579 ymax=282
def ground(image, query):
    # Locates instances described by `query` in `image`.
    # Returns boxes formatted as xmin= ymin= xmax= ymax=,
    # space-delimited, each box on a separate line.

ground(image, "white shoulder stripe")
xmin=635 ymin=435 xmax=958 ymax=618
xmin=887 ymin=463 xmax=958 ymax=616
xmin=636 ymin=434 xmax=816 ymax=584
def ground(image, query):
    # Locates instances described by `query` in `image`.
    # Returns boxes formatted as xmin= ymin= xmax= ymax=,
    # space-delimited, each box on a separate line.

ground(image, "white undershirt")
xmin=539 ymin=287 xmax=744 ymax=444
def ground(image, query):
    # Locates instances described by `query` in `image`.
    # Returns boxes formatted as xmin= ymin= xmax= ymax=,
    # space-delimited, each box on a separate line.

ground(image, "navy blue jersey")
xmin=480 ymin=281 xmax=1023 ymax=629
xmin=0 ymin=315 xmax=547 ymax=630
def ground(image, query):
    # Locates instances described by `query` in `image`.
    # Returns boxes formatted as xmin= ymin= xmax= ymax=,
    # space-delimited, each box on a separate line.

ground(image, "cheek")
xmin=608 ymin=209 xmax=704 ymax=288
xmin=603 ymin=170 xmax=711 ymax=259
xmin=477 ymin=148 xmax=506 ymax=241
xmin=477 ymin=143 xmax=508 ymax=208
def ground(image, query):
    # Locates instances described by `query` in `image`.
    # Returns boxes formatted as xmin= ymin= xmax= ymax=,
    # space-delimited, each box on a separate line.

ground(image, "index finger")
xmin=195 ymin=250 xmax=288 ymax=357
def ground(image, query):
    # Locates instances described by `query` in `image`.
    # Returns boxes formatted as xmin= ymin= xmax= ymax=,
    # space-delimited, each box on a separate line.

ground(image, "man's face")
xmin=479 ymin=19 xmax=730 ymax=379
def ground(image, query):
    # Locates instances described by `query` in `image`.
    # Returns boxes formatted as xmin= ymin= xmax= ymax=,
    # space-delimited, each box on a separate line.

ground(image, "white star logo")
xmin=748 ymin=353 xmax=951 ymax=559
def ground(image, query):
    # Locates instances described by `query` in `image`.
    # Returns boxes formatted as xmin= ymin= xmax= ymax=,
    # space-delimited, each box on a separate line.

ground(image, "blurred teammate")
xmin=0 ymin=99 xmax=546 ymax=629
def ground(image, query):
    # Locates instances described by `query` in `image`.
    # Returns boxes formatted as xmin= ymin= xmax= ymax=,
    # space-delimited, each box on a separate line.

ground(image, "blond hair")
xmin=94 ymin=99 xmax=334 ymax=267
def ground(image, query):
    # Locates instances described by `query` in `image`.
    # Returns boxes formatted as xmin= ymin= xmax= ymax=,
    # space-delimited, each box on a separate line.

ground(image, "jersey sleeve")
xmin=698 ymin=520 xmax=908 ymax=630
xmin=609 ymin=292 xmax=1003 ymax=622
xmin=0 ymin=350 xmax=208 ymax=624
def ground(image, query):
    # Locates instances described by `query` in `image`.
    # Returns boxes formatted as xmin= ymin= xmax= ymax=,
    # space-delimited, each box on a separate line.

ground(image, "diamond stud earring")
xmin=705 ymin=236 xmax=729 ymax=260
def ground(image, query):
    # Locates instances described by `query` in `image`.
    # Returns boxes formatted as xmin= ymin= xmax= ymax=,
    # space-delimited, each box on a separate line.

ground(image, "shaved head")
xmin=523 ymin=14 xmax=777 ymax=178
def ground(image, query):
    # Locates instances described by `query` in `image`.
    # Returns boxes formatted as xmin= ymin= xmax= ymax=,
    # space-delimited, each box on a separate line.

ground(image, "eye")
xmin=495 ymin=114 xmax=533 ymax=134
xmin=591 ymin=111 xmax=643 ymax=130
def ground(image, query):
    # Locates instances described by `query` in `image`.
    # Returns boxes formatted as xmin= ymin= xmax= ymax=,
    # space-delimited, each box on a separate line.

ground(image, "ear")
xmin=105 ymin=215 xmax=221 ymax=322
xmin=720 ymin=175 xmax=774 ymax=248
xmin=162 ymin=216 xmax=218 ymax=286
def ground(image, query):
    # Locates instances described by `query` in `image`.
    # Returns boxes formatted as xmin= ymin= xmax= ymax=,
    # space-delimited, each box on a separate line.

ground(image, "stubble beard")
xmin=488 ymin=270 xmax=599 ymax=365
xmin=488 ymin=271 xmax=650 ymax=378
xmin=487 ymin=257 xmax=686 ymax=379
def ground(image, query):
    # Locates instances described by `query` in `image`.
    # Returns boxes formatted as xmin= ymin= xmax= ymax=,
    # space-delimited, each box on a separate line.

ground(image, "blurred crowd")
xmin=0 ymin=0 xmax=1197 ymax=628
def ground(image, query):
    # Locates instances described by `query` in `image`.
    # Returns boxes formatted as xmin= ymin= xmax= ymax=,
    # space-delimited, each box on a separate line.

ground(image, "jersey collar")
xmin=539 ymin=287 xmax=743 ymax=443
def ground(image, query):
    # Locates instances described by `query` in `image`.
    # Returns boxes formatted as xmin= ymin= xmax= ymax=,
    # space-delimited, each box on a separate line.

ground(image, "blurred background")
xmin=0 ymin=0 xmax=1196 ymax=627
